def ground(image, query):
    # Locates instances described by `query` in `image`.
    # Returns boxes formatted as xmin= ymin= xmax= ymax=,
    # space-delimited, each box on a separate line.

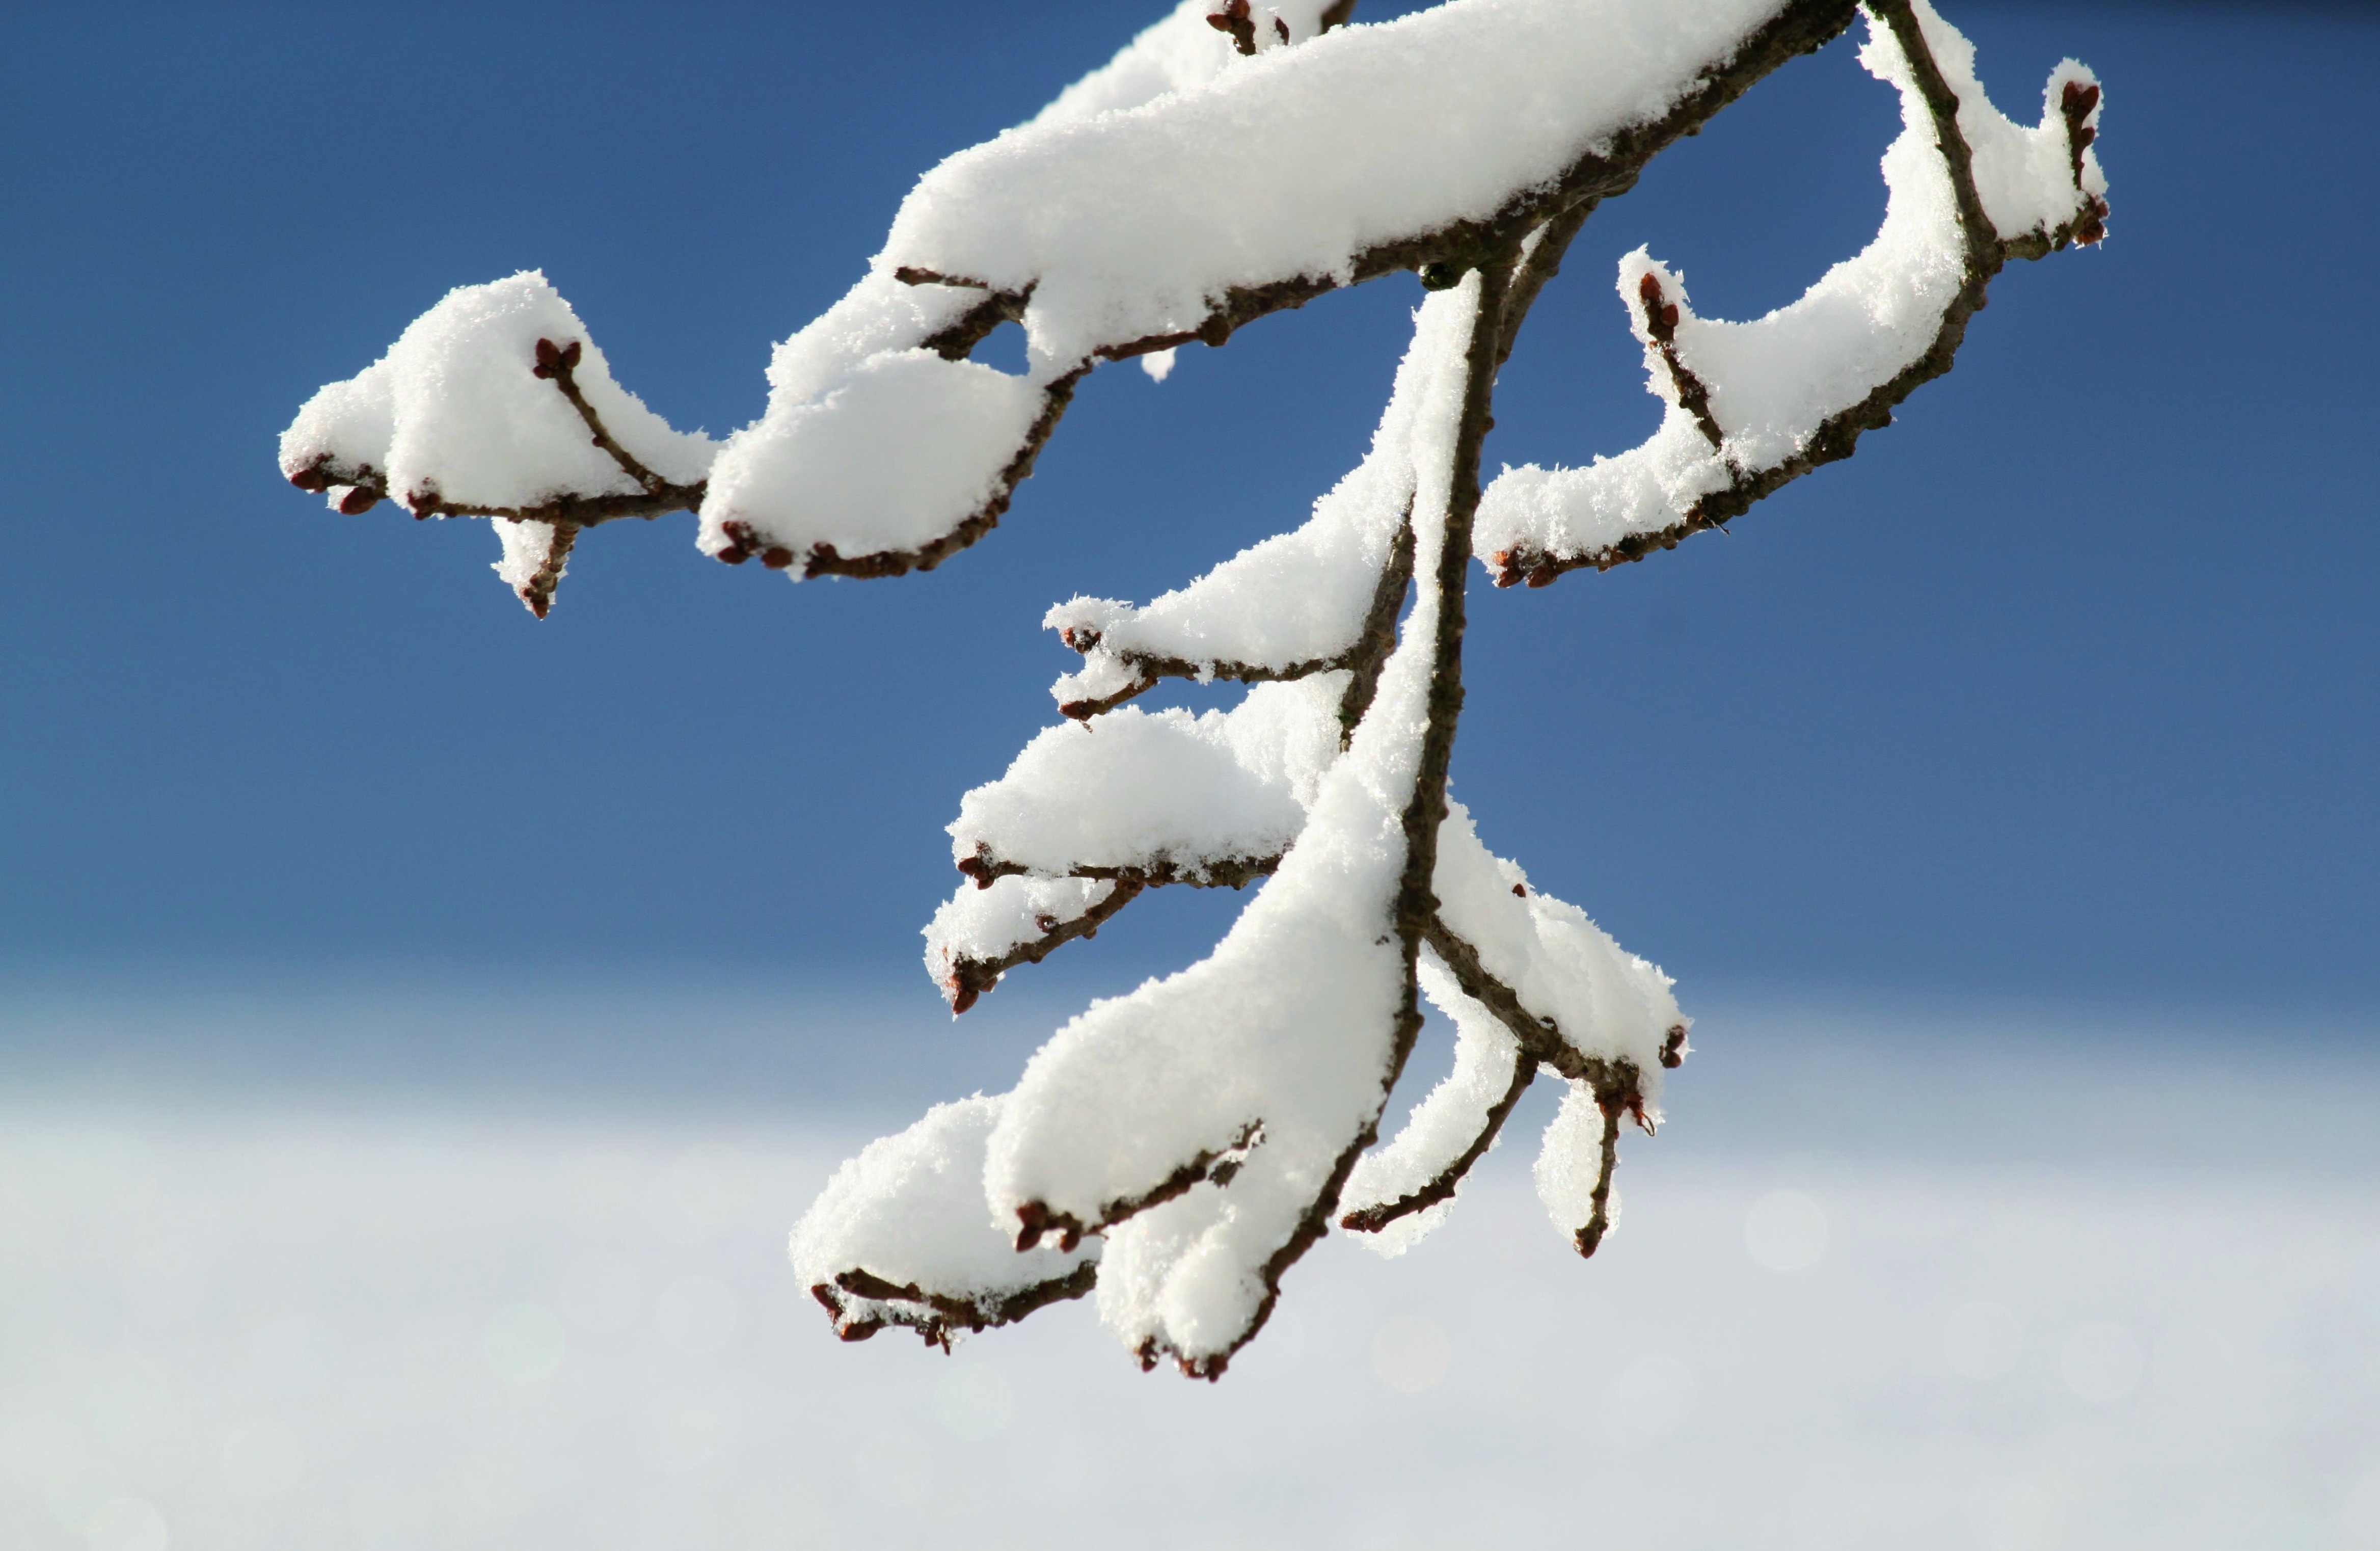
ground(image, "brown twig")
xmin=956 ymin=848 xmax=1282 ymax=893
xmin=286 ymin=338 xmax=707 ymax=539
xmin=1495 ymin=200 xmax=1595 ymax=371
xmin=1418 ymin=916 xmax=1654 ymax=1258
xmin=1054 ymin=513 xmax=1416 ymax=727
xmin=1338 ymin=1041 xmax=1534 ymax=1234
xmin=1572 ymin=1096 xmax=1626 ymax=1258
xmin=1012 ymin=1119 xmax=1264 ymax=1255
xmin=941 ymin=878 xmax=1147 ymax=1014
xmin=1636 ymin=272 xmax=1725 ymax=449
xmin=505 ymin=517 xmax=579 ymax=620
xmin=810 ymin=1259 xmax=1099 ymax=1349
xmin=533 ymin=338 xmax=669 ymax=495
xmin=916 ymin=284 xmax=1034 ymax=361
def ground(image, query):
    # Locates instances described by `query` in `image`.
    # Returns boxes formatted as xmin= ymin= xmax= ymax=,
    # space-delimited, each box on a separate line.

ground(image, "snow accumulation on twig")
xmin=281 ymin=0 xmax=2106 ymax=1377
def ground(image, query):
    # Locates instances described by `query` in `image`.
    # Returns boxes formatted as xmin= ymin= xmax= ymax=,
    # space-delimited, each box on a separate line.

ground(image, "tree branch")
xmin=1494 ymin=199 xmax=1594 ymax=371
xmin=505 ymin=517 xmax=579 ymax=621
xmin=1338 ymin=1040 xmax=1533 ymax=1234
xmin=861 ymin=1 xmax=1856 ymax=599
xmin=1418 ymin=915 xmax=1653 ymax=1257
xmin=809 ymin=1259 xmax=1099 ymax=1350
xmin=956 ymin=848 xmax=1281 ymax=893
xmin=1488 ymin=0 xmax=2101 ymax=589
xmin=1013 ymin=1119 xmax=1264 ymax=1255
xmin=1175 ymin=259 xmax=1522 ymax=1381
xmin=1054 ymin=512 xmax=1415 ymax=726
xmin=1635 ymin=271 xmax=1725 ymax=449
xmin=943 ymin=878 xmax=1147 ymax=1015
xmin=1572 ymin=1092 xmax=1626 ymax=1259
xmin=286 ymin=337 xmax=707 ymax=529
xmin=769 ymin=364 xmax=1093 ymax=581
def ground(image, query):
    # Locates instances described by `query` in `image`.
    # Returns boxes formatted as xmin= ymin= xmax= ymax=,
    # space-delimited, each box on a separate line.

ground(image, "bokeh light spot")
xmin=2060 ymin=1321 xmax=2142 ymax=1402
xmin=220 ymin=1418 xmax=304 ymax=1499
xmin=1942 ymin=1301 xmax=2024 ymax=1380
xmin=1604 ymin=1354 xmax=1696 ymax=1444
xmin=1745 ymin=1190 xmax=1829 ymax=1273
xmin=483 ymin=1303 xmax=567 ymax=1387
xmin=85 ymin=1496 xmax=169 ymax=1551
xmin=557 ymin=1252 xmax=642 ymax=1334
xmin=1371 ymin=1315 xmax=1451 ymax=1393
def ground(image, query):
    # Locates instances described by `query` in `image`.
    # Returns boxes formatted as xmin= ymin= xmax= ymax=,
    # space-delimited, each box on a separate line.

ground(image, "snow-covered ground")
xmin=4 ymin=987 xmax=2375 ymax=1550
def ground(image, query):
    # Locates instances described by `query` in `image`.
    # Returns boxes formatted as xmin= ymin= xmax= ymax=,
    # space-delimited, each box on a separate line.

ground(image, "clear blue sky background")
xmin=0 ymin=1 xmax=2370 ymax=1026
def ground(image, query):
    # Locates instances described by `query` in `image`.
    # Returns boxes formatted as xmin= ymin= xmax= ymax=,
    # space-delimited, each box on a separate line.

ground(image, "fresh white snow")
xmin=1474 ymin=3 xmax=2105 ymax=573
xmin=279 ymin=271 xmax=716 ymax=513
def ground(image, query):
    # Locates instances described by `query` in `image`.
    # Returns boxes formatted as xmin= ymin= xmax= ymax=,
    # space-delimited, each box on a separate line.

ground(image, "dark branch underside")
xmin=810 ymin=1259 xmax=1100 ymax=1350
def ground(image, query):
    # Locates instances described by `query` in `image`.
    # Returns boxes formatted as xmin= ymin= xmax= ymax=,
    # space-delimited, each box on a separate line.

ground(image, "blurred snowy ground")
xmin=3 ymin=984 xmax=2376 ymax=1551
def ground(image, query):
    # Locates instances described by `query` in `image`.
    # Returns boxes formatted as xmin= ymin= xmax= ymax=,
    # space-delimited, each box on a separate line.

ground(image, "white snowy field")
xmin=3 ymin=986 xmax=2377 ymax=1551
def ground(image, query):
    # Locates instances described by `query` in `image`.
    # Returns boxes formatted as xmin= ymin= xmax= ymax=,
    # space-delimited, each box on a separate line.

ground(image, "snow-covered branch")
xmin=285 ymin=0 xmax=2106 ymax=1379
xmin=1477 ymin=0 xmax=2107 ymax=587
xmin=283 ymin=0 xmax=1858 ymax=616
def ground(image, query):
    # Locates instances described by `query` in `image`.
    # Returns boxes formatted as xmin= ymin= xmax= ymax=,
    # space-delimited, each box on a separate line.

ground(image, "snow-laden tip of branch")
xmin=924 ymin=875 xmax=1143 ymax=1015
xmin=1340 ymin=801 xmax=1682 ymax=1254
xmin=948 ymin=674 xmax=1342 ymax=890
xmin=1338 ymin=952 xmax=1530 ymax=1254
xmin=792 ymin=1095 xmax=1098 ymax=1348
xmin=1041 ymin=322 xmax=1435 ymax=719
xmin=491 ymin=518 xmax=577 ymax=620
xmin=1043 ymin=491 xmax=1414 ymax=723
xmin=1477 ymin=0 xmax=2109 ymax=589
xmin=279 ymin=273 xmax=715 ymax=613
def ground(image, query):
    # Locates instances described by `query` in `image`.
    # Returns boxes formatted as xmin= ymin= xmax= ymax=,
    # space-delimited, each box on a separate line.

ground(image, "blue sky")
xmin=0 ymin=0 xmax=2370 ymax=1023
